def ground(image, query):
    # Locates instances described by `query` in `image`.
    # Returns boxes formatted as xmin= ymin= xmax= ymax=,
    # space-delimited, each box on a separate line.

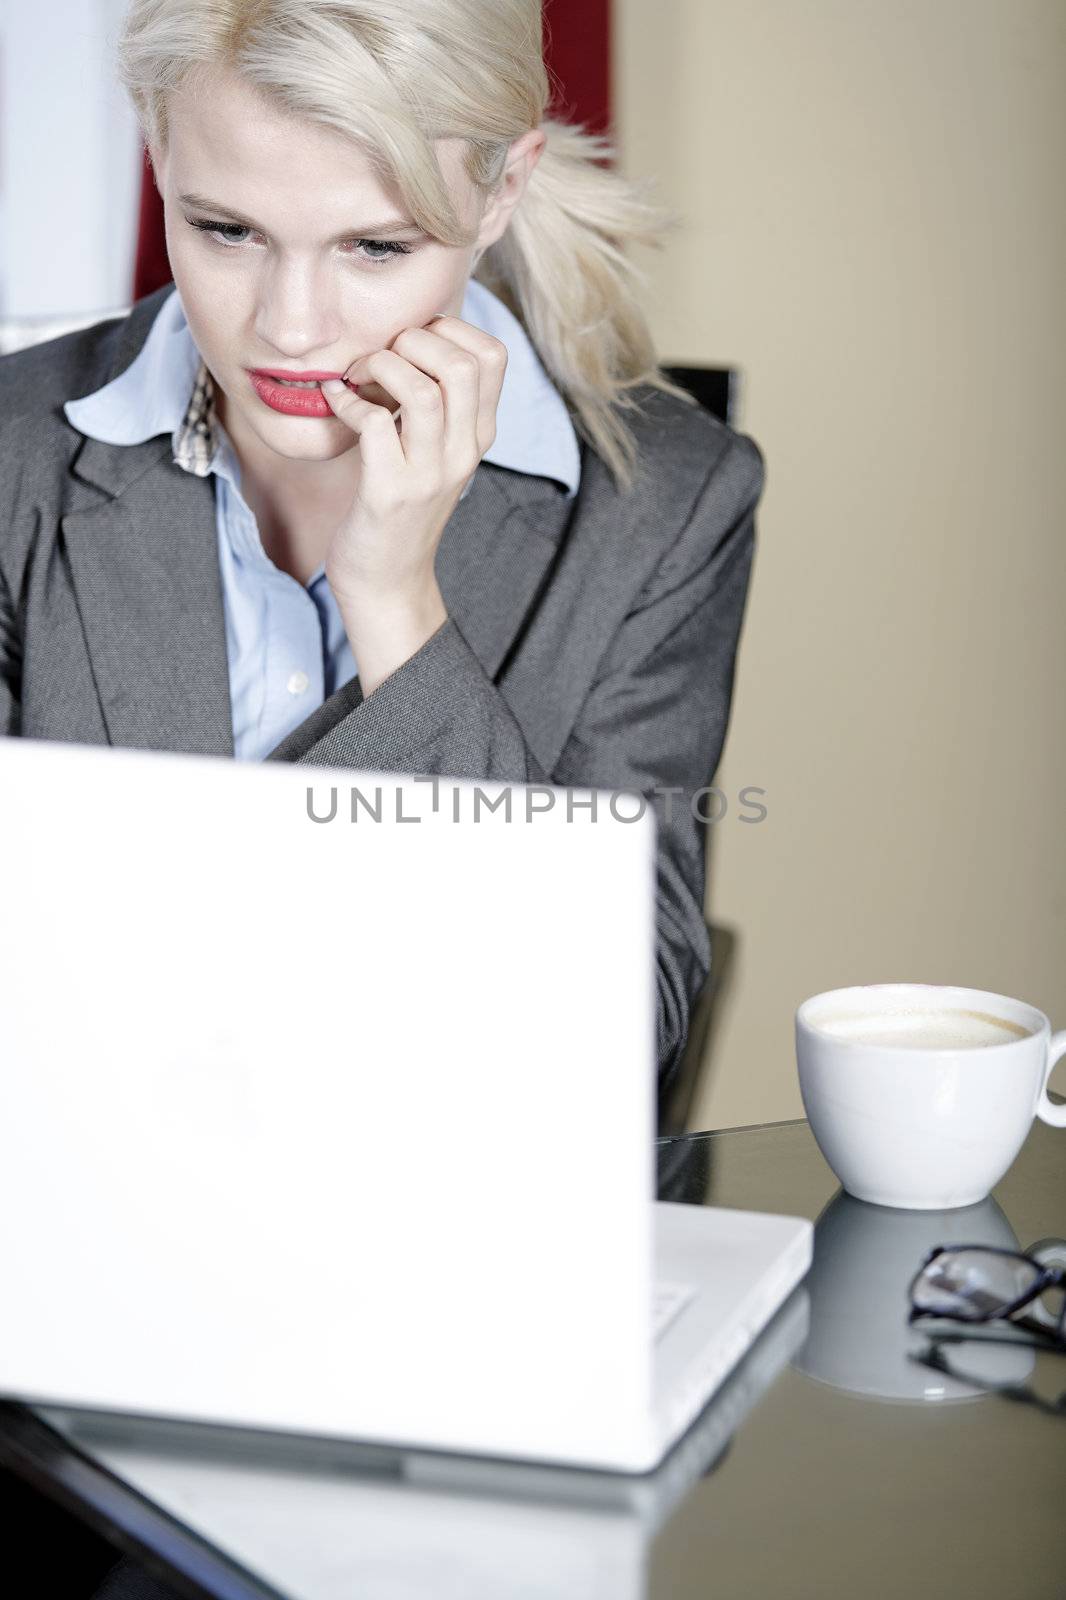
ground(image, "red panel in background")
xmin=132 ymin=146 xmax=169 ymax=304
xmin=543 ymin=0 xmax=613 ymax=138
xmin=132 ymin=2 xmax=613 ymax=301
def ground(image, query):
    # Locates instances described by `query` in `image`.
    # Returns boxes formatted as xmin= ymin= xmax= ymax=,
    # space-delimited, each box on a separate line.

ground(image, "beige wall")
xmin=615 ymin=0 xmax=1066 ymax=1128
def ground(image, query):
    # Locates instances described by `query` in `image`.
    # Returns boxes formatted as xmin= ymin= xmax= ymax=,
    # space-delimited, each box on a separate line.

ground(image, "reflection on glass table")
xmin=2 ymin=1119 xmax=1062 ymax=1600
xmin=26 ymin=1291 xmax=809 ymax=1600
xmin=793 ymin=1191 xmax=1037 ymax=1401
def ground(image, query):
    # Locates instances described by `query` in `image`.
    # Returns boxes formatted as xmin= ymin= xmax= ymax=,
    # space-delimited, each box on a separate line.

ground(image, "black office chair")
xmin=658 ymin=921 xmax=738 ymax=1137
xmin=660 ymin=365 xmax=739 ymax=428
xmin=654 ymin=363 xmax=743 ymax=1134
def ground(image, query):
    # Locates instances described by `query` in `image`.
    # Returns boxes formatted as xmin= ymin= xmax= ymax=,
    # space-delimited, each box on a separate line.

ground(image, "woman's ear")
xmin=475 ymin=126 xmax=547 ymax=254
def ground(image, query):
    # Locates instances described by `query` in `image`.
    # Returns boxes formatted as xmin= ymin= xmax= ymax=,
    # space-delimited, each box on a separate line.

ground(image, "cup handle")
xmin=1035 ymin=1029 xmax=1066 ymax=1128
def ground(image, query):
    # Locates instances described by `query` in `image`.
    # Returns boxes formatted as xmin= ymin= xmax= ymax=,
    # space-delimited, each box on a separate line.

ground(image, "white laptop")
xmin=0 ymin=735 xmax=812 ymax=1473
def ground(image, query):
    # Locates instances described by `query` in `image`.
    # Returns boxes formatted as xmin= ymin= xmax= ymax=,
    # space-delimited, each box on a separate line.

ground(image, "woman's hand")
xmin=320 ymin=315 xmax=507 ymax=613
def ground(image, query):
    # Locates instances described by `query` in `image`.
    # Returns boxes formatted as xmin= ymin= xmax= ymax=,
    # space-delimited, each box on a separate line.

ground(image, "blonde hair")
xmin=116 ymin=0 xmax=697 ymax=494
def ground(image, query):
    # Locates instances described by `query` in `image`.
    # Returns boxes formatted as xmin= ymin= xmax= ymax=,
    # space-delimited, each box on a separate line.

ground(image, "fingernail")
xmin=321 ymin=378 xmax=346 ymax=394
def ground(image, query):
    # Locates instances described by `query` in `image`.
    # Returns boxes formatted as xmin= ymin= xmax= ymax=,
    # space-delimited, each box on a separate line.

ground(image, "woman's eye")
xmin=185 ymin=217 xmax=412 ymax=265
xmin=203 ymin=222 xmax=251 ymax=247
xmin=354 ymin=238 xmax=413 ymax=263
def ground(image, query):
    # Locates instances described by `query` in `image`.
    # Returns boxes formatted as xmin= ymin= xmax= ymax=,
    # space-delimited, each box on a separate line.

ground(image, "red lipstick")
xmin=248 ymin=367 xmax=356 ymax=418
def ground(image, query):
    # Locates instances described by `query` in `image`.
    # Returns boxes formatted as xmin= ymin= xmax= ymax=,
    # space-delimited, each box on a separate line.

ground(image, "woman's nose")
xmin=253 ymin=267 xmax=344 ymax=360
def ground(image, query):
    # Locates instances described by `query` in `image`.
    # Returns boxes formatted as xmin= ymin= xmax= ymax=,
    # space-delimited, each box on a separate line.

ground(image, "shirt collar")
xmin=63 ymin=280 xmax=581 ymax=498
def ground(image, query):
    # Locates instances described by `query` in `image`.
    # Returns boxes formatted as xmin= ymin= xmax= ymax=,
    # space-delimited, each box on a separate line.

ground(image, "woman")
xmin=0 ymin=0 xmax=764 ymax=1104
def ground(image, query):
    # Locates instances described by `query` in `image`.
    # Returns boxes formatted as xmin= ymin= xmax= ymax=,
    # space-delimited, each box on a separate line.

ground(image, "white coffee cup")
xmin=794 ymin=982 xmax=1066 ymax=1209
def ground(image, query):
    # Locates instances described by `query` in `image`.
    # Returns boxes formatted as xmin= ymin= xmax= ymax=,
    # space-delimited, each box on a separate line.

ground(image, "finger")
xmin=343 ymin=347 xmax=445 ymax=476
xmin=400 ymin=317 xmax=505 ymax=458
xmin=319 ymin=382 xmax=406 ymax=476
xmin=386 ymin=325 xmax=482 ymax=469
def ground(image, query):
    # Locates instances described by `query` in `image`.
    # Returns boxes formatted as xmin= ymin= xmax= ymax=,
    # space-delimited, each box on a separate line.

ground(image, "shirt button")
xmin=287 ymin=670 xmax=310 ymax=695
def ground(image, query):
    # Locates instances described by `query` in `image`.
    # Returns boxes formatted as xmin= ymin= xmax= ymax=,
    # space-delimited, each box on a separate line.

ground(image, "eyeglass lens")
xmin=912 ymin=1249 xmax=1043 ymax=1319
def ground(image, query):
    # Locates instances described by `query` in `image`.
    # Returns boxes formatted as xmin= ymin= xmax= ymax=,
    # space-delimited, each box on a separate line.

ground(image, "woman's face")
xmin=152 ymin=65 xmax=499 ymax=468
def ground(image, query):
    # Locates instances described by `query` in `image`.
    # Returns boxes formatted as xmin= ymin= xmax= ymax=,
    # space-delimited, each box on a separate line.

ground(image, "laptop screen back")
xmin=0 ymin=738 xmax=657 ymax=1464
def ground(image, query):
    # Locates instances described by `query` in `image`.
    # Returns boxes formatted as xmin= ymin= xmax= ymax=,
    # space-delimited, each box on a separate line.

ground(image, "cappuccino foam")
xmin=811 ymin=1007 xmax=1030 ymax=1050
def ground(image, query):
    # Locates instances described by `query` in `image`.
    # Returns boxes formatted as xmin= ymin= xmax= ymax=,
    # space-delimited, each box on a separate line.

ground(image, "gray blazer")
xmin=0 ymin=283 xmax=764 ymax=1094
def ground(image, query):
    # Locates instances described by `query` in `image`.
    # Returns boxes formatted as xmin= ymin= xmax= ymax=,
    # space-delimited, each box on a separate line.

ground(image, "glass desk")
xmin=1 ymin=1118 xmax=1062 ymax=1599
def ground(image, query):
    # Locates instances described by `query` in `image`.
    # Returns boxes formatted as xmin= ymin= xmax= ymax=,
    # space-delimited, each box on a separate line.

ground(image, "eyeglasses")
xmin=908 ymin=1243 xmax=1066 ymax=1345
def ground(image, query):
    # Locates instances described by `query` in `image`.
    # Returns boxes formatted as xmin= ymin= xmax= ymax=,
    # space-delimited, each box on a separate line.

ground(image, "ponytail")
xmin=475 ymin=117 xmax=698 ymax=494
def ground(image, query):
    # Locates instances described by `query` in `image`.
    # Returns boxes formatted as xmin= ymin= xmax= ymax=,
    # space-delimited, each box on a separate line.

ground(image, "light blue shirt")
xmin=64 ymin=281 xmax=581 ymax=760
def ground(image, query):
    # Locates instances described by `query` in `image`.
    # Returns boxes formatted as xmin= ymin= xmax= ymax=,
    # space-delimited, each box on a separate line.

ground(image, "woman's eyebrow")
xmin=177 ymin=192 xmax=420 ymax=237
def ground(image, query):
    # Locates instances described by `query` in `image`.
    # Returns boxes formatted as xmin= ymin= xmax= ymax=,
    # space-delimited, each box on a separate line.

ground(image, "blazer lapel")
xmin=62 ymin=433 xmax=237 ymax=756
xmin=438 ymin=467 xmax=572 ymax=673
